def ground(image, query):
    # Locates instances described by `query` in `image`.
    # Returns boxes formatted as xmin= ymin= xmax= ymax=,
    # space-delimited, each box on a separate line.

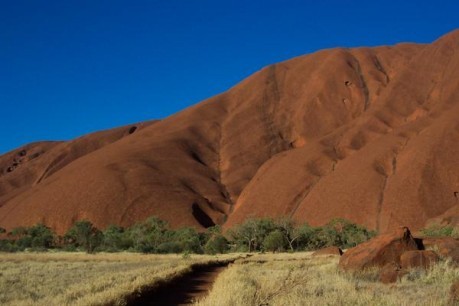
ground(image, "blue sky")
xmin=1 ymin=0 xmax=458 ymax=154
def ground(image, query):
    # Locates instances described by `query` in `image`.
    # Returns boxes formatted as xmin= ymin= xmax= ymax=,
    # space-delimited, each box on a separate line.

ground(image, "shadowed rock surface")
xmin=1 ymin=30 xmax=459 ymax=233
xmin=379 ymin=263 xmax=405 ymax=284
xmin=339 ymin=227 xmax=418 ymax=271
xmin=422 ymin=237 xmax=459 ymax=262
xmin=400 ymin=250 xmax=439 ymax=269
xmin=341 ymin=226 xmax=459 ymax=283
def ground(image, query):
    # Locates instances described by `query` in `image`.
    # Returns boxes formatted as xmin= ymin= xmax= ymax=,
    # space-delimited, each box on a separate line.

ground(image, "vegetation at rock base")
xmin=0 ymin=217 xmax=375 ymax=254
xmin=421 ymin=222 xmax=459 ymax=238
xmin=228 ymin=217 xmax=376 ymax=253
xmin=65 ymin=221 xmax=103 ymax=253
xmin=1 ymin=220 xmax=458 ymax=306
xmin=263 ymin=230 xmax=286 ymax=252
xmin=1 ymin=223 xmax=54 ymax=252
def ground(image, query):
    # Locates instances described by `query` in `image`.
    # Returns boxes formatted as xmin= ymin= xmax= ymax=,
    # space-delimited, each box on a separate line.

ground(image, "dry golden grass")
xmin=197 ymin=252 xmax=459 ymax=306
xmin=0 ymin=252 xmax=238 ymax=306
xmin=3 ymin=251 xmax=458 ymax=306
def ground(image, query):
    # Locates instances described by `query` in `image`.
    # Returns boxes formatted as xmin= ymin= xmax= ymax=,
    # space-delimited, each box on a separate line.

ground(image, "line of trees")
xmin=0 ymin=217 xmax=376 ymax=254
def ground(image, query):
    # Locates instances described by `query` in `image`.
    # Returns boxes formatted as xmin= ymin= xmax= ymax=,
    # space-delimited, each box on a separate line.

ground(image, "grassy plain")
xmin=0 ymin=252 xmax=237 ymax=306
xmin=198 ymin=252 xmax=459 ymax=306
xmin=2 ymin=251 xmax=459 ymax=306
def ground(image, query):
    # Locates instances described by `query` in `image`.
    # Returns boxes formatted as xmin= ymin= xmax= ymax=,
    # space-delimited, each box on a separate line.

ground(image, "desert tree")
xmin=65 ymin=220 xmax=103 ymax=253
xmin=324 ymin=218 xmax=376 ymax=248
xmin=28 ymin=223 xmax=55 ymax=249
xmin=228 ymin=218 xmax=276 ymax=252
xmin=275 ymin=217 xmax=302 ymax=251
xmin=203 ymin=225 xmax=229 ymax=254
xmin=102 ymin=224 xmax=129 ymax=251
xmin=169 ymin=227 xmax=203 ymax=253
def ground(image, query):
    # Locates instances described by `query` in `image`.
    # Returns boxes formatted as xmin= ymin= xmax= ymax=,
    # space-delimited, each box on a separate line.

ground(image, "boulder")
xmin=422 ymin=237 xmax=459 ymax=262
xmin=379 ymin=263 xmax=404 ymax=284
xmin=339 ymin=227 xmax=418 ymax=271
xmin=312 ymin=246 xmax=343 ymax=256
xmin=400 ymin=250 xmax=439 ymax=269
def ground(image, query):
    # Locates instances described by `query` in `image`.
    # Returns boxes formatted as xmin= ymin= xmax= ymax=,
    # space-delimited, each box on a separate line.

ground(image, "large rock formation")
xmin=1 ymin=30 xmax=459 ymax=234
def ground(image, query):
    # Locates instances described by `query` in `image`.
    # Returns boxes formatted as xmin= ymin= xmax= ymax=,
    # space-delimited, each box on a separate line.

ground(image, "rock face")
xmin=400 ymin=250 xmax=439 ymax=269
xmin=1 ymin=30 xmax=459 ymax=233
xmin=339 ymin=227 xmax=418 ymax=270
xmin=312 ymin=246 xmax=343 ymax=256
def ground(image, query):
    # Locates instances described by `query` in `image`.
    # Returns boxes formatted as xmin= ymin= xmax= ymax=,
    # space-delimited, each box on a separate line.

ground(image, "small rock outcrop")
xmin=312 ymin=246 xmax=343 ymax=256
xmin=339 ymin=227 xmax=418 ymax=271
xmin=422 ymin=237 xmax=459 ymax=262
xmin=379 ymin=263 xmax=405 ymax=284
xmin=339 ymin=226 xmax=459 ymax=283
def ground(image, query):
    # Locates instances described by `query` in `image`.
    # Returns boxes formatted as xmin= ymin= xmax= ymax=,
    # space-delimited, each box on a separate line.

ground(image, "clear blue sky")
xmin=1 ymin=0 xmax=458 ymax=154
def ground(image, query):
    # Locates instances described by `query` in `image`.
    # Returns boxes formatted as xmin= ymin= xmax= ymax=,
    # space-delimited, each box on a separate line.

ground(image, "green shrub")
xmin=157 ymin=241 xmax=183 ymax=253
xmin=290 ymin=219 xmax=376 ymax=250
xmin=0 ymin=240 xmax=17 ymax=252
xmin=0 ymin=216 xmax=375 ymax=254
xmin=102 ymin=225 xmax=131 ymax=251
xmin=228 ymin=218 xmax=277 ymax=252
xmin=421 ymin=223 xmax=455 ymax=237
xmin=204 ymin=235 xmax=229 ymax=254
xmin=28 ymin=224 xmax=55 ymax=250
xmin=295 ymin=224 xmax=322 ymax=250
xmin=322 ymin=219 xmax=375 ymax=249
xmin=172 ymin=227 xmax=203 ymax=253
xmin=3 ymin=224 xmax=55 ymax=251
xmin=263 ymin=230 xmax=286 ymax=252
xmin=65 ymin=220 xmax=103 ymax=253
xmin=128 ymin=217 xmax=169 ymax=253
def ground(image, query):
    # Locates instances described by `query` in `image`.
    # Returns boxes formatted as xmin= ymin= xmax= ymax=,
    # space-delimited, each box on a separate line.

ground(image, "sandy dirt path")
xmin=126 ymin=262 xmax=229 ymax=305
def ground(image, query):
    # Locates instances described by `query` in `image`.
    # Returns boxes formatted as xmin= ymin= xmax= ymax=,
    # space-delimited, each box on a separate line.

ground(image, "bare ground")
xmin=126 ymin=262 xmax=231 ymax=306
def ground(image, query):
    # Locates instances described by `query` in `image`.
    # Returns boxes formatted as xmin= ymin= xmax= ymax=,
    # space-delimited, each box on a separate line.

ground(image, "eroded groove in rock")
xmin=345 ymin=51 xmax=371 ymax=112
xmin=192 ymin=203 xmax=216 ymax=228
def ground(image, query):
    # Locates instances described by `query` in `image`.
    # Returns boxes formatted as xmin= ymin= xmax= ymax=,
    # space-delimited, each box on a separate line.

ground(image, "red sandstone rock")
xmin=421 ymin=237 xmax=459 ymax=262
xmin=400 ymin=250 xmax=439 ymax=269
xmin=1 ymin=30 xmax=459 ymax=234
xmin=339 ymin=227 xmax=418 ymax=271
xmin=312 ymin=246 xmax=343 ymax=256
xmin=379 ymin=263 xmax=403 ymax=284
